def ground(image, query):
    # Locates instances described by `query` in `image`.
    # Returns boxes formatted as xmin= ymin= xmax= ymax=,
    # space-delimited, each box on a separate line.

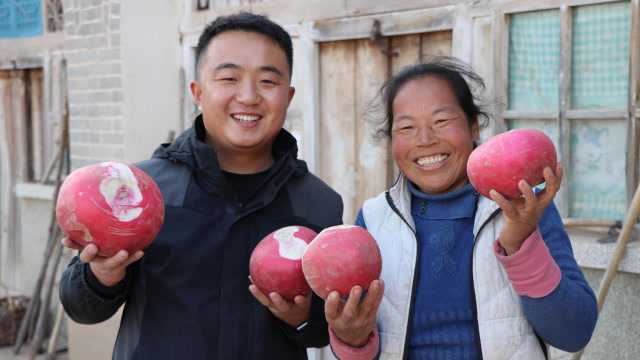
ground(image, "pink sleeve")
xmin=329 ymin=327 xmax=379 ymax=360
xmin=494 ymin=229 xmax=562 ymax=298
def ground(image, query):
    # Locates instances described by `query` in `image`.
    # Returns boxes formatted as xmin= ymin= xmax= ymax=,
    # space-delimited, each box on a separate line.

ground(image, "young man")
xmin=59 ymin=12 xmax=343 ymax=360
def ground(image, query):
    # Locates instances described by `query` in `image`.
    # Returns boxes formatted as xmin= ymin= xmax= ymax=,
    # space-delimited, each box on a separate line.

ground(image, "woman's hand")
xmin=489 ymin=164 xmax=563 ymax=255
xmin=325 ymin=280 xmax=384 ymax=347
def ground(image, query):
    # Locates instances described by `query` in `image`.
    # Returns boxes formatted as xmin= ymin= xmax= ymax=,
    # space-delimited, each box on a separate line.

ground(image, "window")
xmin=501 ymin=1 xmax=636 ymax=221
xmin=0 ymin=0 xmax=43 ymax=38
xmin=45 ymin=0 xmax=63 ymax=33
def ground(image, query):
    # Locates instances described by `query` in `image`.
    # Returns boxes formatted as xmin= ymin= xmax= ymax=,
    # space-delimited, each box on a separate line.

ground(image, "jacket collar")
xmin=387 ymin=173 xmax=500 ymax=236
xmin=152 ymin=115 xmax=306 ymax=198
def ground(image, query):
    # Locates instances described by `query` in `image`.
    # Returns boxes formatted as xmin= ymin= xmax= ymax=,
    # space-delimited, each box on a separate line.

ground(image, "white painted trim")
xmin=298 ymin=23 xmax=320 ymax=174
xmin=500 ymin=0 xmax=624 ymax=14
xmin=452 ymin=4 xmax=473 ymax=61
xmin=0 ymin=57 xmax=43 ymax=70
xmin=15 ymin=183 xmax=55 ymax=201
xmin=181 ymin=42 xmax=197 ymax=130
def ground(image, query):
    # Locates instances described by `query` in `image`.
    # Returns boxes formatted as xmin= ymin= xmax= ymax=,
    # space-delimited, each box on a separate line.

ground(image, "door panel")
xmin=319 ymin=31 xmax=452 ymax=223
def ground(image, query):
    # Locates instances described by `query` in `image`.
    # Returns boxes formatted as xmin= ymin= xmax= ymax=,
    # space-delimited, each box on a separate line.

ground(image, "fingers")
xmin=123 ymin=251 xmax=144 ymax=267
xmin=248 ymin=284 xmax=271 ymax=307
xmin=99 ymin=250 xmax=134 ymax=271
xmin=269 ymin=292 xmax=292 ymax=313
xmin=78 ymin=244 xmax=99 ymax=263
xmin=61 ymin=237 xmax=83 ymax=251
xmin=324 ymin=291 xmax=342 ymax=321
xmin=293 ymin=292 xmax=312 ymax=310
xmin=489 ymin=189 xmax=515 ymax=216
xmin=362 ymin=280 xmax=384 ymax=320
xmin=518 ymin=180 xmax=537 ymax=212
xmin=341 ymin=286 xmax=362 ymax=322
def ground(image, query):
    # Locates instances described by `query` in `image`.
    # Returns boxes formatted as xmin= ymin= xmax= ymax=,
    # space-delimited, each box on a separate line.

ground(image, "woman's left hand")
xmin=489 ymin=164 xmax=563 ymax=255
xmin=325 ymin=280 xmax=384 ymax=347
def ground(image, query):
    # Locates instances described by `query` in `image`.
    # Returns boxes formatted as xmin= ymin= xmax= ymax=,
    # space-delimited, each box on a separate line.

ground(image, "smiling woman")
xmin=329 ymin=58 xmax=598 ymax=360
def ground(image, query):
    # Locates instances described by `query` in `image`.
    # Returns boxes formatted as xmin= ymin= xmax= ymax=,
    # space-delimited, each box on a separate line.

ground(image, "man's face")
xmin=191 ymin=31 xmax=294 ymax=157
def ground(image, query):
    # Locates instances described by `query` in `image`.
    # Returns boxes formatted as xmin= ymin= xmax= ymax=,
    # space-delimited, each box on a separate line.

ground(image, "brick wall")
xmin=62 ymin=0 xmax=124 ymax=168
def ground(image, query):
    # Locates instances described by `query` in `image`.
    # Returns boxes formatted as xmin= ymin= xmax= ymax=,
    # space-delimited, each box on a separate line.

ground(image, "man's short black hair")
xmin=195 ymin=12 xmax=293 ymax=77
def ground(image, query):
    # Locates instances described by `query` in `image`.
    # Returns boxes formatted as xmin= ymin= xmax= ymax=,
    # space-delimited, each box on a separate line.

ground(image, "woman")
xmin=325 ymin=58 xmax=597 ymax=360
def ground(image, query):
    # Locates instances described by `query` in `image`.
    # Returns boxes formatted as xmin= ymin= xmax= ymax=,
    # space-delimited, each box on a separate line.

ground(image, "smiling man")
xmin=59 ymin=13 xmax=343 ymax=360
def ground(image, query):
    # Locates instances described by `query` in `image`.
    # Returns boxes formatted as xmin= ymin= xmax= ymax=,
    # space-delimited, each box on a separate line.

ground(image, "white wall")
xmin=121 ymin=0 xmax=183 ymax=163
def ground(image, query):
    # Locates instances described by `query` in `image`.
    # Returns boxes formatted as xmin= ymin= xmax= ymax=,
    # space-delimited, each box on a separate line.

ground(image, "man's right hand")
xmin=62 ymin=237 xmax=143 ymax=287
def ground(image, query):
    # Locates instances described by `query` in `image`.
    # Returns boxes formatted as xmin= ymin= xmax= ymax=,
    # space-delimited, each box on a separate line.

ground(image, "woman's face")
xmin=391 ymin=75 xmax=479 ymax=194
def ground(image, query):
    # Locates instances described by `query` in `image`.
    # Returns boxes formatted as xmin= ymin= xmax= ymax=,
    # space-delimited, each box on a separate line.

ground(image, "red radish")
xmin=467 ymin=128 xmax=557 ymax=199
xmin=249 ymin=226 xmax=317 ymax=300
xmin=302 ymin=225 xmax=381 ymax=300
xmin=56 ymin=162 xmax=164 ymax=257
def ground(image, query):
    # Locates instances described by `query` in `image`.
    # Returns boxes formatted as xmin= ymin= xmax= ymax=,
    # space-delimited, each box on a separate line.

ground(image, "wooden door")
xmin=319 ymin=31 xmax=452 ymax=223
xmin=0 ymin=68 xmax=44 ymax=276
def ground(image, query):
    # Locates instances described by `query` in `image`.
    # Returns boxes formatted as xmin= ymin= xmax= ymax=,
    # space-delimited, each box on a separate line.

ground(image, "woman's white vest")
xmin=362 ymin=176 xmax=545 ymax=360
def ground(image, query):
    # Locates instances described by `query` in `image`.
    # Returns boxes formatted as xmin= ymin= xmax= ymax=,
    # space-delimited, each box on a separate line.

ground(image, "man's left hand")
xmin=249 ymin=281 xmax=311 ymax=328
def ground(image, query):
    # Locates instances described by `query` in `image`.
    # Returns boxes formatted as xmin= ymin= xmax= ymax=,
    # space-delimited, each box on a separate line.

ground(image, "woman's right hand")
xmin=62 ymin=237 xmax=143 ymax=287
xmin=325 ymin=279 xmax=384 ymax=347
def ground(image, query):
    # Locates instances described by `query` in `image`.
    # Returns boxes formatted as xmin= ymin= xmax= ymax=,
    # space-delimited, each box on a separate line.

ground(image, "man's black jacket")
xmin=59 ymin=117 xmax=343 ymax=359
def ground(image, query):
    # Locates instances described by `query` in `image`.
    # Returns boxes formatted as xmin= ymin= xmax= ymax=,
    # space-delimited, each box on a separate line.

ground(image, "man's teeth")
xmin=417 ymin=154 xmax=448 ymax=166
xmin=233 ymin=114 xmax=260 ymax=122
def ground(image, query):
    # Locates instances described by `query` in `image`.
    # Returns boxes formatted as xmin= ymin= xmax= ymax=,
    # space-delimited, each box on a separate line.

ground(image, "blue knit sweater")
xmin=355 ymin=183 xmax=597 ymax=358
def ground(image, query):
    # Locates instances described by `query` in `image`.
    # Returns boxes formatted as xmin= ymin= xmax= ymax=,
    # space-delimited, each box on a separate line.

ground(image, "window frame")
xmin=494 ymin=0 xmax=640 ymax=221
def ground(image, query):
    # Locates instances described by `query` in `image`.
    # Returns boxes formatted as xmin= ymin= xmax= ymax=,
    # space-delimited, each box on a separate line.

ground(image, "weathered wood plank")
xmin=565 ymin=109 xmax=627 ymax=120
xmin=558 ymin=5 xmax=572 ymax=217
xmin=388 ymin=33 xmax=422 ymax=181
xmin=471 ymin=15 xmax=494 ymax=139
xmin=11 ymin=71 xmax=30 ymax=183
xmin=251 ymin=0 xmax=348 ymax=25
xmin=0 ymin=72 xmax=19 ymax=285
xmin=346 ymin=0 xmax=457 ymax=16
xmin=29 ymin=70 xmax=44 ymax=182
xmin=319 ymin=41 xmax=358 ymax=223
xmin=311 ymin=6 xmax=455 ymax=42
xmin=391 ymin=34 xmax=421 ymax=76
xmin=627 ymin=0 xmax=639 ymax=205
xmin=491 ymin=10 xmax=508 ymax=135
xmin=295 ymin=24 xmax=321 ymax=174
xmin=355 ymin=38 xmax=390 ymax=213
xmin=502 ymin=110 xmax=557 ymax=120
xmin=420 ymin=30 xmax=452 ymax=59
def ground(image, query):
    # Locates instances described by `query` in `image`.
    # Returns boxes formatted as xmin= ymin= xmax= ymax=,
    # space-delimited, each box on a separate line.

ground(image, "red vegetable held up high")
xmin=467 ymin=128 xmax=557 ymax=199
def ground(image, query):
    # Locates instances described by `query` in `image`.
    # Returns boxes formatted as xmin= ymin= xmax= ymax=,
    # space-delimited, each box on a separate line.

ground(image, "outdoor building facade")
xmin=0 ymin=0 xmax=639 ymax=358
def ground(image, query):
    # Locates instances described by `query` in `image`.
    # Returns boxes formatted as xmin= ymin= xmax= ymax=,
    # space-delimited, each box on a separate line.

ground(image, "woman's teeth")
xmin=417 ymin=154 xmax=448 ymax=166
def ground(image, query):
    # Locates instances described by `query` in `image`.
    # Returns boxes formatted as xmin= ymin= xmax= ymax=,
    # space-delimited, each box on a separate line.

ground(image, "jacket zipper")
xmin=386 ymin=190 xmax=502 ymax=360
xmin=384 ymin=191 xmax=418 ymax=360
xmin=470 ymin=207 xmax=501 ymax=360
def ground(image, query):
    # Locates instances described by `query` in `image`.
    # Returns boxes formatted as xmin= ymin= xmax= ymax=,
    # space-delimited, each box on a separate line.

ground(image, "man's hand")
xmin=490 ymin=164 xmax=563 ymax=255
xmin=249 ymin=280 xmax=311 ymax=328
xmin=325 ymin=280 xmax=384 ymax=347
xmin=62 ymin=238 xmax=143 ymax=287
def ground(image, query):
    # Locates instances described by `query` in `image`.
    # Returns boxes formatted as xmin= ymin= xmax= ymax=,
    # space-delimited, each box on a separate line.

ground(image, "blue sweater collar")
xmin=409 ymin=182 xmax=478 ymax=220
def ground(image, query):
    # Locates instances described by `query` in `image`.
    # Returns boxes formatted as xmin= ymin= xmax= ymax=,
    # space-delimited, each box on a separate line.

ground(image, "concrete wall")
xmin=121 ymin=0 xmax=182 ymax=163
